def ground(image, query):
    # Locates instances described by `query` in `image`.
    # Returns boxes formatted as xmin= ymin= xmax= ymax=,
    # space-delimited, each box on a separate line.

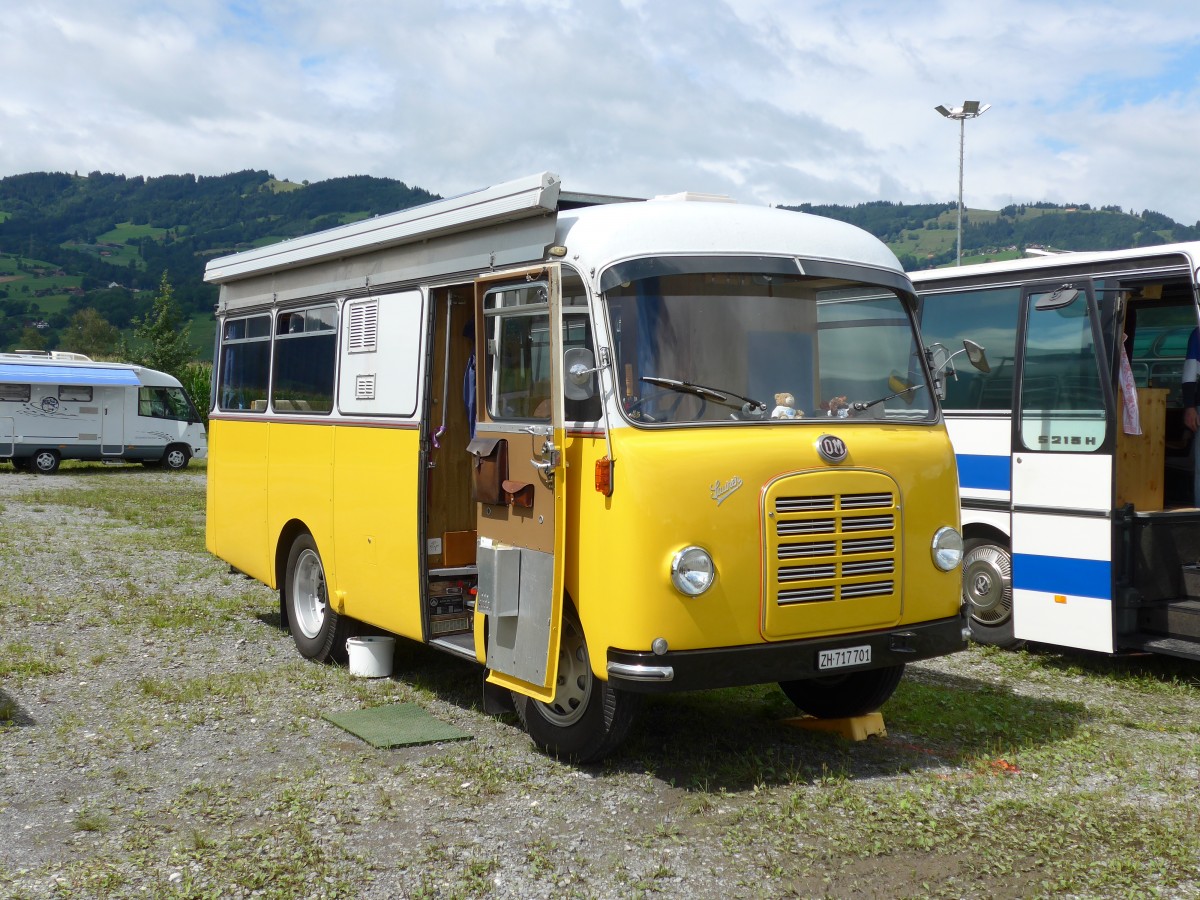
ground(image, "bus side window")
xmin=918 ymin=286 xmax=1021 ymax=410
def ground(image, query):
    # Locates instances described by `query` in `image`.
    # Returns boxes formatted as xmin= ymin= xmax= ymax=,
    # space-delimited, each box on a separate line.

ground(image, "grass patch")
xmin=0 ymin=640 xmax=66 ymax=679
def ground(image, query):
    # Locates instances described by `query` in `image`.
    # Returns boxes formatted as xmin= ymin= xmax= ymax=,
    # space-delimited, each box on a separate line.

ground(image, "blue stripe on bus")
xmin=1012 ymin=553 xmax=1111 ymax=601
xmin=956 ymin=453 xmax=1011 ymax=492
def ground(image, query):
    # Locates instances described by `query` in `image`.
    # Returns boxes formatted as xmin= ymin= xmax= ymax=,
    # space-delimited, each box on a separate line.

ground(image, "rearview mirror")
xmin=963 ymin=340 xmax=990 ymax=373
xmin=564 ymin=347 xmax=598 ymax=401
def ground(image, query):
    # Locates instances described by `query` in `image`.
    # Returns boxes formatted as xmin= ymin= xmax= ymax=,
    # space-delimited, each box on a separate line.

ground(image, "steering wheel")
xmin=626 ymin=388 xmax=708 ymax=423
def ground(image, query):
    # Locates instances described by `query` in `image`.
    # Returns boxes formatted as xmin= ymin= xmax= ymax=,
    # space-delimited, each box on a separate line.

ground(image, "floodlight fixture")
xmin=935 ymin=100 xmax=991 ymax=265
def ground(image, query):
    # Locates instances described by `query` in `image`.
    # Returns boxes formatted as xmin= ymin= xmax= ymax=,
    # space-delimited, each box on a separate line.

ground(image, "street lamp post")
xmin=935 ymin=100 xmax=990 ymax=265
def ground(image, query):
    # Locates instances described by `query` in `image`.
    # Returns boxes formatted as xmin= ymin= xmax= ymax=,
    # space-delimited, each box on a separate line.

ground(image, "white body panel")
xmin=1011 ymin=512 xmax=1114 ymax=652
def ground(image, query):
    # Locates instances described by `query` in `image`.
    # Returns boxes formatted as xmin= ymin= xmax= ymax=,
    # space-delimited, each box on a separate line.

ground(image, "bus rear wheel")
xmin=283 ymin=534 xmax=352 ymax=663
xmin=779 ymin=663 xmax=905 ymax=719
xmin=962 ymin=537 xmax=1021 ymax=648
xmin=512 ymin=609 xmax=640 ymax=763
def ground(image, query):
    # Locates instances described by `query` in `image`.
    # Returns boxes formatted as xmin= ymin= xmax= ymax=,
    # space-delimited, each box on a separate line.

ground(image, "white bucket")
xmin=346 ymin=636 xmax=395 ymax=678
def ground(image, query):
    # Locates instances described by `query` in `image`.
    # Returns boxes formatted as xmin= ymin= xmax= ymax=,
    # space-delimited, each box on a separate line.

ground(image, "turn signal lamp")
xmin=595 ymin=457 xmax=614 ymax=496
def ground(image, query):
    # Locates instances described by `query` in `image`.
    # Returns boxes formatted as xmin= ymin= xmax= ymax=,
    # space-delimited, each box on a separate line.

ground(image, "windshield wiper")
xmin=641 ymin=376 xmax=767 ymax=411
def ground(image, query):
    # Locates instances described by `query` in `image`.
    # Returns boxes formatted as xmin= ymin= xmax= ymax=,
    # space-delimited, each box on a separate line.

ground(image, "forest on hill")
xmin=1 ymin=168 xmax=1197 ymax=359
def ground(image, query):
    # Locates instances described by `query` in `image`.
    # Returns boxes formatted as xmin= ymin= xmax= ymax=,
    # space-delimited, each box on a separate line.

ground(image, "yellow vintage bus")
xmin=204 ymin=172 xmax=968 ymax=761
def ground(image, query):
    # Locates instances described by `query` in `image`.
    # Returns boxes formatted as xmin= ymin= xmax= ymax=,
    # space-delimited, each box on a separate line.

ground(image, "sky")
xmin=4 ymin=1 xmax=1200 ymax=223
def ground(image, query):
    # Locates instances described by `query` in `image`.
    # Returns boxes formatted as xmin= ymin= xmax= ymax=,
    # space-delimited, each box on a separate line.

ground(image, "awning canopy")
xmin=0 ymin=364 xmax=140 ymax=386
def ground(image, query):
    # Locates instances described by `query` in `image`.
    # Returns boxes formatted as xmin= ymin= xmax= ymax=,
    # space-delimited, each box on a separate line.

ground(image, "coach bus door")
xmin=1010 ymin=279 xmax=1117 ymax=652
xmin=471 ymin=266 xmax=567 ymax=702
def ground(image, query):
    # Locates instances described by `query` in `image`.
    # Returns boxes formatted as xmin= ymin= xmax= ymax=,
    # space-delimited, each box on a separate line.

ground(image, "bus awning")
xmin=0 ymin=364 xmax=141 ymax=386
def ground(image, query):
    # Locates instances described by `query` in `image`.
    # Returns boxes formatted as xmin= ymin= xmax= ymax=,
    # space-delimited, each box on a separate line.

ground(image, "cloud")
xmin=2 ymin=0 xmax=1199 ymax=223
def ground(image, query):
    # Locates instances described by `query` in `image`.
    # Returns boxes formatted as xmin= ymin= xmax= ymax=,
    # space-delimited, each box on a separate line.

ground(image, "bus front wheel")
xmin=512 ymin=609 xmax=640 ymax=763
xmin=283 ymin=534 xmax=352 ymax=663
xmin=779 ymin=663 xmax=905 ymax=719
xmin=962 ymin=537 xmax=1021 ymax=648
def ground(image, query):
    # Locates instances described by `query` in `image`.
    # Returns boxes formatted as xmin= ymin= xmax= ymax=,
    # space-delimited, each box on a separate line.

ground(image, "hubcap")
xmin=291 ymin=548 xmax=327 ymax=639
xmin=166 ymin=449 xmax=187 ymax=468
xmin=35 ymin=453 xmax=55 ymax=472
xmin=963 ymin=544 xmax=1012 ymax=626
xmin=538 ymin=616 xmax=592 ymax=727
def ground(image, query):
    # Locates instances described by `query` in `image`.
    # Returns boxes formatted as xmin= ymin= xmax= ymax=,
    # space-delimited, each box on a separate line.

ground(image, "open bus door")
xmin=471 ymin=266 xmax=567 ymax=702
xmin=1010 ymin=279 xmax=1117 ymax=652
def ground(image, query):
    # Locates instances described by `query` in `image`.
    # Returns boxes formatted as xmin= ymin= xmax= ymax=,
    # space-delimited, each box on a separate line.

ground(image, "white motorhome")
xmin=0 ymin=352 xmax=208 ymax=473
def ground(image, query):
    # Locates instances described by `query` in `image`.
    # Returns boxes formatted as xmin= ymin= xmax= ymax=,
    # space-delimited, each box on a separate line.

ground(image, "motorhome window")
xmin=1018 ymin=285 xmax=1106 ymax=452
xmin=603 ymin=269 xmax=933 ymax=424
xmin=139 ymin=386 xmax=193 ymax=421
xmin=58 ymin=385 xmax=93 ymax=402
xmin=272 ymin=305 xmax=337 ymax=413
xmin=0 ymin=383 xmax=30 ymax=402
xmin=919 ymin=286 xmax=1020 ymax=410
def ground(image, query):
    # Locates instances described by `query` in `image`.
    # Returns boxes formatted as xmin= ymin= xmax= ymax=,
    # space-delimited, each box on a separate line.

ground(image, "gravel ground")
xmin=2 ymin=464 xmax=1200 ymax=899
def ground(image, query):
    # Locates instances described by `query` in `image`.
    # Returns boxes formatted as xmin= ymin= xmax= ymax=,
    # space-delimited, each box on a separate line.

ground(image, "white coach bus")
xmin=910 ymin=242 xmax=1200 ymax=660
xmin=0 ymin=351 xmax=208 ymax=473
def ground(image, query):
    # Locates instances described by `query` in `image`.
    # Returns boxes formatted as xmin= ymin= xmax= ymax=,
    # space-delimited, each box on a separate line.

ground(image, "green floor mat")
xmin=323 ymin=703 xmax=471 ymax=748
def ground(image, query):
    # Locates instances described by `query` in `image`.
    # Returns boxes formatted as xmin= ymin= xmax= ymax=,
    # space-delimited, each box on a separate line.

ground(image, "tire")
xmin=11 ymin=457 xmax=30 ymax=471
xmin=513 ymin=608 xmax=640 ymax=763
xmin=779 ymin=663 xmax=905 ymax=719
xmin=161 ymin=445 xmax=191 ymax=470
xmin=961 ymin=537 xmax=1022 ymax=648
xmin=32 ymin=450 xmax=60 ymax=475
xmin=283 ymin=533 xmax=353 ymax=662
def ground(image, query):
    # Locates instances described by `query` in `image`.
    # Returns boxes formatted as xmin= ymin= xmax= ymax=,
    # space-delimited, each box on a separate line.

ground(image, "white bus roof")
xmin=909 ymin=241 xmax=1200 ymax=285
xmin=204 ymin=172 xmax=908 ymax=311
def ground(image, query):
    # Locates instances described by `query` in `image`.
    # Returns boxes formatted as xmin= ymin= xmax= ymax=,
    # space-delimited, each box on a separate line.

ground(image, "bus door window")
xmin=1017 ymin=284 xmax=1108 ymax=452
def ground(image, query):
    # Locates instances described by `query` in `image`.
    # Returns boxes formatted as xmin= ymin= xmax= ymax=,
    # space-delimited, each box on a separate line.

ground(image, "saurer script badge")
xmin=711 ymin=477 xmax=743 ymax=506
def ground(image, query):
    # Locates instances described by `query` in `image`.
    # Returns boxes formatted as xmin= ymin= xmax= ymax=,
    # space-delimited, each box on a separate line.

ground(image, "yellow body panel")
xmin=210 ymin=415 xmax=960 ymax=683
xmin=206 ymin=418 xmax=424 ymax=639
xmin=562 ymin=423 xmax=961 ymax=678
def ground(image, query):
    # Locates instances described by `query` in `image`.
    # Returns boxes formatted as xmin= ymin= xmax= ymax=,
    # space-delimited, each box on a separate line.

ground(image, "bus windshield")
xmin=603 ymin=269 xmax=934 ymax=424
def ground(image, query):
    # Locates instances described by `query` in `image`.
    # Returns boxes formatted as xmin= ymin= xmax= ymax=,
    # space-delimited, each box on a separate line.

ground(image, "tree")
xmin=62 ymin=307 xmax=120 ymax=359
xmin=123 ymin=270 xmax=193 ymax=379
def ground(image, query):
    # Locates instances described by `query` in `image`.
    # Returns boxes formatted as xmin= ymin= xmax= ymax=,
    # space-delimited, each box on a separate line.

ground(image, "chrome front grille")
xmin=770 ymin=481 xmax=898 ymax=606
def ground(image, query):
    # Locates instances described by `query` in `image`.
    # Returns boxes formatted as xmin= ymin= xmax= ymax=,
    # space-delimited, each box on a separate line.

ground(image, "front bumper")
xmin=606 ymin=614 xmax=967 ymax=693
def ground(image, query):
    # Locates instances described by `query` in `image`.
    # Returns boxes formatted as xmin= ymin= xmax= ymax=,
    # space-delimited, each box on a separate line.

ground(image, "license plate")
xmin=817 ymin=644 xmax=871 ymax=671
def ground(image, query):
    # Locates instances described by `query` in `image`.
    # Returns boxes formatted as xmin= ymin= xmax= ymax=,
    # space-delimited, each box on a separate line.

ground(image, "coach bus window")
xmin=919 ymin=286 xmax=1020 ymax=409
xmin=0 ymin=383 xmax=30 ymax=402
xmin=218 ymin=314 xmax=271 ymax=412
xmin=272 ymin=305 xmax=337 ymax=413
xmin=1018 ymin=286 xmax=1106 ymax=452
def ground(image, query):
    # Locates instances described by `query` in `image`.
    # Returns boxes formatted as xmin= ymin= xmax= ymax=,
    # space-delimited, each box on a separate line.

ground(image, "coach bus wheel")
xmin=779 ymin=663 xmax=905 ymax=719
xmin=32 ymin=450 xmax=60 ymax=474
xmin=162 ymin=445 xmax=191 ymax=470
xmin=961 ymin=537 xmax=1021 ymax=648
xmin=284 ymin=534 xmax=351 ymax=663
xmin=513 ymin=609 xmax=641 ymax=763
xmin=11 ymin=457 xmax=30 ymax=471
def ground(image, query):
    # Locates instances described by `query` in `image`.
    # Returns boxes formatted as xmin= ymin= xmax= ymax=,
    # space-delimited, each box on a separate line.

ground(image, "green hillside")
xmin=1 ymin=169 xmax=1196 ymax=359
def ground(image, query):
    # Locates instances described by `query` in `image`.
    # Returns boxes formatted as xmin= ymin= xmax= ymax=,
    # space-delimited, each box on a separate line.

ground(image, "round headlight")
xmin=671 ymin=546 xmax=715 ymax=596
xmin=931 ymin=526 xmax=963 ymax=572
